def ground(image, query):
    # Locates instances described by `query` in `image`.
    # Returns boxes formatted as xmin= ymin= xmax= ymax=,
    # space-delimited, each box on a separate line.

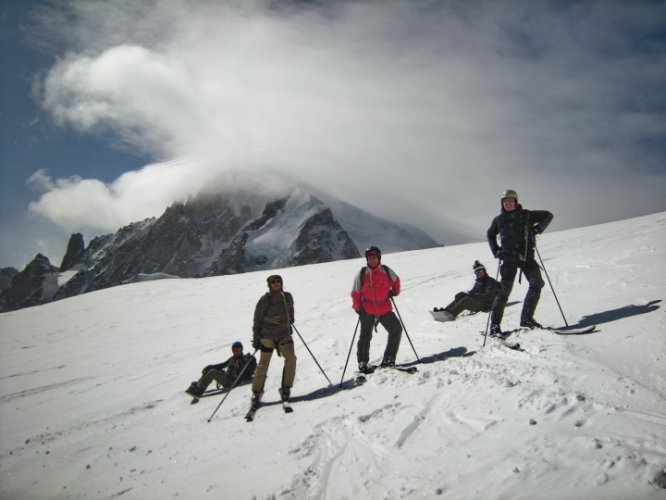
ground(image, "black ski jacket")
xmin=206 ymin=353 xmax=257 ymax=381
xmin=467 ymin=275 xmax=500 ymax=309
xmin=487 ymin=204 xmax=553 ymax=261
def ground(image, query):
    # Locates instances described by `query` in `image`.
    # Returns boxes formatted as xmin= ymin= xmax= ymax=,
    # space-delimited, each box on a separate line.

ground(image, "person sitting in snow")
xmin=185 ymin=341 xmax=257 ymax=399
xmin=351 ymin=246 xmax=402 ymax=373
xmin=434 ymin=260 xmax=499 ymax=320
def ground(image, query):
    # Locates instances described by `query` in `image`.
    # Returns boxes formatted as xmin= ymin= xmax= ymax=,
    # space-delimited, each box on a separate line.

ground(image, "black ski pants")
xmin=491 ymin=258 xmax=545 ymax=326
xmin=357 ymin=311 xmax=402 ymax=364
xmin=445 ymin=295 xmax=488 ymax=318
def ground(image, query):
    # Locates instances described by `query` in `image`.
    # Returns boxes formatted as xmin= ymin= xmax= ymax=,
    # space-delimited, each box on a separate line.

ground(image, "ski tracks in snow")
xmin=283 ymin=415 xmax=387 ymax=499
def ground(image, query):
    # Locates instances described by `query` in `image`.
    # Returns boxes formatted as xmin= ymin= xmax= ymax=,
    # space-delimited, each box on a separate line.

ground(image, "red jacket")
xmin=351 ymin=264 xmax=401 ymax=316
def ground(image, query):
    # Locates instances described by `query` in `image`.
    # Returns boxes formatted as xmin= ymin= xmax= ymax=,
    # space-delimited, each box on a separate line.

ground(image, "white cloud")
xmin=28 ymin=160 xmax=206 ymax=232
xmin=26 ymin=0 xmax=666 ymax=243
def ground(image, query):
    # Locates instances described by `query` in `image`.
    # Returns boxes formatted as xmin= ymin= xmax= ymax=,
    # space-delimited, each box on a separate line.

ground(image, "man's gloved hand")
xmin=388 ymin=290 xmax=395 ymax=299
xmin=455 ymin=292 xmax=467 ymax=301
xmin=355 ymin=308 xmax=365 ymax=316
xmin=202 ymin=365 xmax=213 ymax=375
xmin=532 ymin=223 xmax=543 ymax=235
xmin=495 ymin=248 xmax=512 ymax=260
xmin=252 ymin=338 xmax=260 ymax=350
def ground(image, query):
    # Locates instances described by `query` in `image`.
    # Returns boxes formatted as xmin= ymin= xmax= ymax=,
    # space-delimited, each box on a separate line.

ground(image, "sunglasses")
xmin=269 ymin=278 xmax=282 ymax=284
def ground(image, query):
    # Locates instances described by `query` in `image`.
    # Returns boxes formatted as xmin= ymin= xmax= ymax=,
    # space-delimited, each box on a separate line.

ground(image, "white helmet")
xmin=501 ymin=189 xmax=518 ymax=202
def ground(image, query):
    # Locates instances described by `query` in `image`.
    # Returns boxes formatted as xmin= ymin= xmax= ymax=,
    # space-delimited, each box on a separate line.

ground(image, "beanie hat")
xmin=232 ymin=341 xmax=243 ymax=350
xmin=473 ymin=260 xmax=486 ymax=273
xmin=266 ymin=275 xmax=283 ymax=288
xmin=501 ymin=189 xmax=518 ymax=202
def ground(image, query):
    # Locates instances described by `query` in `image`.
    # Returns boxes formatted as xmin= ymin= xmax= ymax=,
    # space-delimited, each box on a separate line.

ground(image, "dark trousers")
xmin=196 ymin=369 xmax=234 ymax=391
xmin=491 ymin=258 xmax=545 ymax=326
xmin=445 ymin=295 xmax=488 ymax=318
xmin=357 ymin=311 xmax=402 ymax=364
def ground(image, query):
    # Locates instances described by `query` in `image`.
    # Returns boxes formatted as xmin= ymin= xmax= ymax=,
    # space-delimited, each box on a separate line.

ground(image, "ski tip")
xmin=552 ymin=325 xmax=597 ymax=335
xmin=430 ymin=309 xmax=455 ymax=322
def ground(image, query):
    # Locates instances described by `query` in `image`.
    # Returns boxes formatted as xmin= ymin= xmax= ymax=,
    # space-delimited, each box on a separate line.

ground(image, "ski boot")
xmin=185 ymin=382 xmax=203 ymax=398
xmin=489 ymin=324 xmax=504 ymax=338
xmin=520 ymin=317 xmax=543 ymax=329
xmin=279 ymin=387 xmax=291 ymax=402
xmin=279 ymin=387 xmax=294 ymax=413
xmin=380 ymin=356 xmax=395 ymax=368
xmin=358 ymin=361 xmax=372 ymax=374
xmin=250 ymin=391 xmax=262 ymax=410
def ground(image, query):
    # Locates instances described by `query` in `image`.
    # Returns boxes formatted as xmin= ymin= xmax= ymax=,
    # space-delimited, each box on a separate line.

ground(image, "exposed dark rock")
xmin=60 ymin=233 xmax=86 ymax=271
xmin=0 ymin=254 xmax=58 ymax=312
xmin=0 ymin=267 xmax=19 ymax=292
xmin=290 ymin=208 xmax=359 ymax=266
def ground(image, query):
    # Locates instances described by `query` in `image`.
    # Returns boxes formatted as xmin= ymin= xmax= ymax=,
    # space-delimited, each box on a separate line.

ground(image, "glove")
xmin=455 ymin=292 xmax=467 ymax=301
xmin=252 ymin=338 xmax=260 ymax=350
xmin=495 ymin=248 xmax=512 ymax=260
xmin=388 ymin=290 xmax=395 ymax=299
xmin=202 ymin=364 xmax=213 ymax=375
xmin=355 ymin=308 xmax=365 ymax=316
xmin=532 ymin=223 xmax=542 ymax=235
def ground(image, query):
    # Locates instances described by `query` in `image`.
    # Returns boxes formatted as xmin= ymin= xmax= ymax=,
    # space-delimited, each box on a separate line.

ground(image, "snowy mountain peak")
xmin=0 ymin=177 xmax=438 ymax=311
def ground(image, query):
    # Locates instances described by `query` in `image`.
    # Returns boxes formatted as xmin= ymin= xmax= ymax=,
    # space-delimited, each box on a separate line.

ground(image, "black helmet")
xmin=365 ymin=246 xmax=381 ymax=260
xmin=232 ymin=341 xmax=243 ymax=351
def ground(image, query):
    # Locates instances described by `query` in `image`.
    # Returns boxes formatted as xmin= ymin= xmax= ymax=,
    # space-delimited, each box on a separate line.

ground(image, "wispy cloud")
xmin=27 ymin=0 xmax=666 ymax=243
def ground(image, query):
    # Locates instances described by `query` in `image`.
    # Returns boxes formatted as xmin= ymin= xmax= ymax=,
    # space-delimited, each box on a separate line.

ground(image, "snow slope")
xmin=1 ymin=213 xmax=664 ymax=500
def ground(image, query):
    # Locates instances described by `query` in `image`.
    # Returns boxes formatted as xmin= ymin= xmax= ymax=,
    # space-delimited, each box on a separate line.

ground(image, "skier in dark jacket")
xmin=487 ymin=189 xmax=553 ymax=336
xmin=434 ymin=261 xmax=499 ymax=320
xmin=185 ymin=341 xmax=257 ymax=398
xmin=249 ymin=274 xmax=297 ymax=410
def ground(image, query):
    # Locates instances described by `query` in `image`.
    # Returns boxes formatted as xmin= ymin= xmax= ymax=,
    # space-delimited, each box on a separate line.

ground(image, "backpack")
xmin=359 ymin=264 xmax=389 ymax=282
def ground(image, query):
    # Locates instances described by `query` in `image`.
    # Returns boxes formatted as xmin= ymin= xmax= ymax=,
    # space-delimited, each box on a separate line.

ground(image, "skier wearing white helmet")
xmin=487 ymin=189 xmax=553 ymax=336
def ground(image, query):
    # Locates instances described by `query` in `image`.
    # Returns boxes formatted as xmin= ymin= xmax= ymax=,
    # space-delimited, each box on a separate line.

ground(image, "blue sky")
xmin=1 ymin=0 xmax=665 ymax=269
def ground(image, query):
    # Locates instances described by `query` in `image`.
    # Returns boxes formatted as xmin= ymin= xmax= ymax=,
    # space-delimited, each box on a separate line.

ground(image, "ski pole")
xmin=339 ymin=316 xmax=360 ymax=388
xmin=207 ymin=348 xmax=259 ymax=423
xmin=534 ymin=244 xmax=569 ymax=327
xmin=483 ymin=263 xmax=502 ymax=347
xmin=292 ymin=324 xmax=332 ymax=386
xmin=390 ymin=297 xmax=421 ymax=363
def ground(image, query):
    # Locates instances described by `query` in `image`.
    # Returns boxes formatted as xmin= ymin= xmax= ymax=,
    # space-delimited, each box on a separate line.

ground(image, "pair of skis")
xmin=485 ymin=324 xmax=597 ymax=352
xmin=185 ymin=386 xmax=293 ymax=421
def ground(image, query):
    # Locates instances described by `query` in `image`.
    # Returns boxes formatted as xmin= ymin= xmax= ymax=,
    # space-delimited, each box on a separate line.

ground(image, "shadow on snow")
xmin=568 ymin=300 xmax=661 ymax=329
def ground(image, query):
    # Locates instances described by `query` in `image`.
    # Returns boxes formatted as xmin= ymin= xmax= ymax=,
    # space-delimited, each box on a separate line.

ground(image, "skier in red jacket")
xmin=351 ymin=246 xmax=402 ymax=373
